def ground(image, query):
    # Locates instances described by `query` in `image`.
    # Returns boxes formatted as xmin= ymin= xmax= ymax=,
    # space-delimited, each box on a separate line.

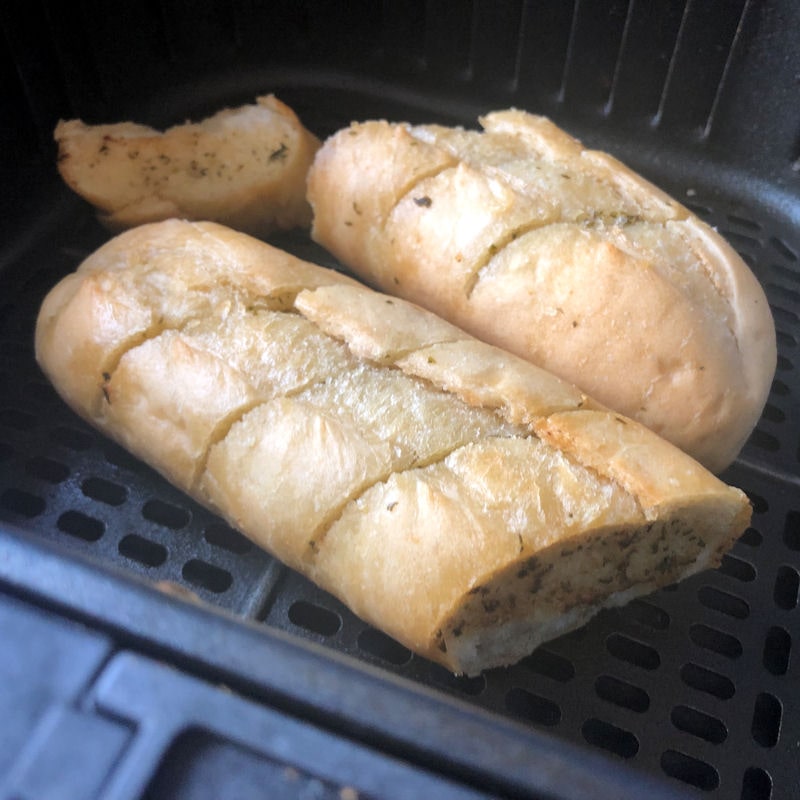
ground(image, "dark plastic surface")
xmin=1 ymin=2 xmax=799 ymax=798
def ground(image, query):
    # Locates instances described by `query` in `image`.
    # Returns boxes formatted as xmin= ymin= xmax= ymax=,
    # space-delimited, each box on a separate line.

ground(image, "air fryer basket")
xmin=1 ymin=2 xmax=799 ymax=798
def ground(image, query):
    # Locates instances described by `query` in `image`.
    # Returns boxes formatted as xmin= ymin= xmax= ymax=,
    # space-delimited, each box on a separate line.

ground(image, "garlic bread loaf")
xmin=36 ymin=219 xmax=750 ymax=674
xmin=307 ymin=110 xmax=777 ymax=473
xmin=55 ymin=95 xmax=319 ymax=235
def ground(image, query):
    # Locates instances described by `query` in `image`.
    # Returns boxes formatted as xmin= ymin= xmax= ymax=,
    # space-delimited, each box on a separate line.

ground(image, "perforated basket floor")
xmin=1 ymin=84 xmax=799 ymax=799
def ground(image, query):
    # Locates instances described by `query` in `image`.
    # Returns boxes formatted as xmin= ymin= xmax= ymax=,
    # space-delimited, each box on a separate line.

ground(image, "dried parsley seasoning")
xmin=269 ymin=142 xmax=289 ymax=162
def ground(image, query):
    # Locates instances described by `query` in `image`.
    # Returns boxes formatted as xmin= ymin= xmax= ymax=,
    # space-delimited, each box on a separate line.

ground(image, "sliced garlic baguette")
xmin=307 ymin=110 xmax=776 ymax=473
xmin=55 ymin=95 xmax=319 ymax=235
xmin=35 ymin=220 xmax=750 ymax=674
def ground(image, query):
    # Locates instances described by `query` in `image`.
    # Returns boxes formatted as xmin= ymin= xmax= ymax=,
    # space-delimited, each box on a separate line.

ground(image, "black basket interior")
xmin=1 ymin=3 xmax=799 ymax=799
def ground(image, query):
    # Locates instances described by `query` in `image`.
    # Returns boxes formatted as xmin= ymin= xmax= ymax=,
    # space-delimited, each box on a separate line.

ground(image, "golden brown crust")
xmin=55 ymin=95 xmax=320 ymax=236
xmin=307 ymin=110 xmax=777 ymax=472
xmin=35 ymin=219 xmax=751 ymax=674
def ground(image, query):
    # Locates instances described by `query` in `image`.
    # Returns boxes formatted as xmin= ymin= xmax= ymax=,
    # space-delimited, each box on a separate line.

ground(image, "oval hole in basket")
xmin=741 ymin=766 xmax=772 ymax=800
xmin=25 ymin=456 xmax=70 ymax=484
xmin=760 ymin=402 xmax=786 ymax=424
xmin=739 ymin=528 xmax=763 ymax=547
xmin=689 ymin=623 xmax=743 ymax=659
xmin=772 ymin=377 xmax=790 ymax=396
xmin=660 ymin=749 xmax=719 ymax=791
xmin=783 ymin=511 xmax=800 ymax=550
xmin=103 ymin=441 xmax=143 ymax=470
xmin=771 ymin=235 xmax=797 ymax=261
xmin=605 ymin=633 xmax=660 ymax=670
xmin=0 ymin=407 xmax=37 ymax=431
xmin=357 ymin=627 xmax=412 ymax=666
xmin=522 ymin=648 xmax=575 ymax=682
xmin=747 ymin=492 xmax=769 ymax=515
xmin=204 ymin=523 xmax=251 ymax=554
xmin=718 ymin=554 xmax=756 ymax=582
xmin=82 ymin=476 xmax=128 ymax=506
xmin=1 ymin=488 xmax=45 ymax=519
xmin=594 ymin=675 xmax=649 ymax=713
xmin=119 ymin=534 xmax=167 ymax=567
xmin=50 ymin=425 xmax=93 ymax=451
xmin=773 ymin=566 xmax=799 ymax=610
xmin=726 ymin=213 xmax=762 ymax=231
xmin=697 ymin=586 xmax=750 ymax=619
xmin=142 ymin=499 xmax=190 ymax=530
xmin=57 ymin=509 xmax=104 ymax=542
xmin=505 ymin=688 xmax=561 ymax=727
xmin=181 ymin=559 xmax=232 ymax=594
xmin=680 ymin=663 xmax=735 ymax=700
xmin=581 ymin=719 xmax=638 ymax=759
xmin=749 ymin=428 xmax=780 ymax=454
xmin=670 ymin=705 xmax=727 ymax=744
xmin=288 ymin=600 xmax=341 ymax=637
xmin=751 ymin=692 xmax=782 ymax=748
xmin=763 ymin=626 xmax=791 ymax=676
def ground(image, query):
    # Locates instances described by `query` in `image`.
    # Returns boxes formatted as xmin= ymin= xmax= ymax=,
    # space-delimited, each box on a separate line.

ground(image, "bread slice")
xmin=35 ymin=219 xmax=750 ymax=674
xmin=307 ymin=110 xmax=777 ymax=473
xmin=55 ymin=95 xmax=319 ymax=235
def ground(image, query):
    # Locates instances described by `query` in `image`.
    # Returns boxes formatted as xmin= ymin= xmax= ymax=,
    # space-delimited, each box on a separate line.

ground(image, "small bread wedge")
xmin=35 ymin=219 xmax=750 ymax=675
xmin=307 ymin=111 xmax=777 ymax=473
xmin=55 ymin=95 xmax=319 ymax=235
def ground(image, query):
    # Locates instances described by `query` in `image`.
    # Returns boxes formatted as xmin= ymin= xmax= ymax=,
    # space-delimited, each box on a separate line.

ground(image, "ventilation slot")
xmin=771 ymin=378 xmax=791 ymax=398
xmin=670 ymin=705 xmax=727 ymax=744
xmin=594 ymin=675 xmax=649 ymax=713
xmin=522 ymin=648 xmax=575 ymax=682
xmin=181 ymin=559 xmax=232 ymax=594
xmin=697 ymin=586 xmax=750 ymax=619
xmin=783 ymin=511 xmax=800 ymax=550
xmin=771 ymin=236 xmax=798 ymax=262
xmin=50 ymin=425 xmax=94 ymax=451
xmin=741 ymin=767 xmax=772 ymax=800
xmin=689 ymin=623 xmax=743 ymax=659
xmin=82 ymin=476 xmax=127 ymax=506
xmin=751 ymin=693 xmax=782 ymax=748
xmin=0 ymin=407 xmax=37 ymax=431
xmin=204 ymin=523 xmax=251 ymax=554
xmin=773 ymin=566 xmax=799 ymax=610
xmin=57 ymin=509 xmax=104 ymax=542
xmin=1 ymin=488 xmax=45 ymax=518
xmin=680 ymin=663 xmax=735 ymax=700
xmin=727 ymin=213 xmax=762 ymax=232
xmin=762 ymin=626 xmax=791 ymax=676
xmin=718 ymin=554 xmax=756 ymax=583
xmin=660 ymin=749 xmax=719 ymax=791
xmin=505 ymin=688 xmax=561 ymax=727
xmin=581 ymin=719 xmax=638 ymax=759
xmin=142 ymin=499 xmax=190 ymax=530
xmin=357 ymin=627 xmax=412 ymax=667
xmin=104 ymin=441 xmax=144 ymax=470
xmin=605 ymin=633 xmax=660 ymax=670
xmin=749 ymin=428 xmax=780 ymax=455
xmin=25 ymin=456 xmax=69 ymax=484
xmin=288 ymin=600 xmax=341 ymax=638
xmin=739 ymin=527 xmax=763 ymax=548
xmin=119 ymin=534 xmax=167 ymax=567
